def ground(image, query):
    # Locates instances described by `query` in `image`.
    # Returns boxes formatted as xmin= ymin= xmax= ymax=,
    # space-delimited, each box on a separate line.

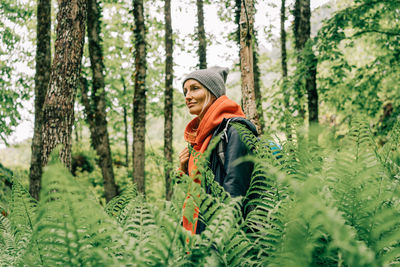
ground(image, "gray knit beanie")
xmin=182 ymin=66 xmax=229 ymax=98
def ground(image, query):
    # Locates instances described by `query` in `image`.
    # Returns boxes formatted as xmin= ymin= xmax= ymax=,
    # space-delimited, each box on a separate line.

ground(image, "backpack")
xmin=216 ymin=118 xmax=282 ymax=168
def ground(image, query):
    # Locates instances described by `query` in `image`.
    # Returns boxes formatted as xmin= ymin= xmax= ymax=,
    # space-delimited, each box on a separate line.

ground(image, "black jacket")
xmin=196 ymin=117 xmax=258 ymax=233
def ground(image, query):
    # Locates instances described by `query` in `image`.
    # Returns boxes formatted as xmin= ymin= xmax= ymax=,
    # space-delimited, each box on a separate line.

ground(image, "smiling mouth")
xmin=187 ymin=103 xmax=197 ymax=108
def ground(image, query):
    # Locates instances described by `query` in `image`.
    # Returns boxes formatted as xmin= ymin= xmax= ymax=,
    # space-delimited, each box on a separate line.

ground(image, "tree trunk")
xmin=235 ymin=0 xmax=241 ymax=44
xmin=293 ymin=0 xmax=318 ymax=124
xmin=132 ymin=0 xmax=147 ymax=195
xmin=281 ymin=0 xmax=289 ymax=111
xmin=305 ymin=43 xmax=318 ymax=123
xmin=293 ymin=0 xmax=306 ymax=119
xmin=281 ymin=0 xmax=292 ymax=138
xmin=239 ymin=0 xmax=261 ymax=133
xmin=41 ymin=0 xmax=87 ymax=169
xmin=29 ymin=0 xmax=51 ymax=200
xmin=122 ymin=77 xmax=129 ymax=167
xmin=280 ymin=0 xmax=288 ymax=80
xmin=252 ymin=36 xmax=265 ymax=134
xmin=293 ymin=0 xmax=310 ymax=55
xmin=83 ymin=0 xmax=119 ymax=202
xmin=164 ymin=0 xmax=173 ymax=201
xmin=197 ymin=0 xmax=207 ymax=69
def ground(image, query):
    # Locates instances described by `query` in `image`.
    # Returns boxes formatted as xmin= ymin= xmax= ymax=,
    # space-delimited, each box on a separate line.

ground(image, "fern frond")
xmin=0 ymin=213 xmax=19 ymax=266
xmin=0 ymin=178 xmax=38 ymax=265
xmin=24 ymin=160 xmax=127 ymax=266
xmin=105 ymin=183 xmax=137 ymax=218
xmin=9 ymin=178 xmax=37 ymax=246
xmin=322 ymin=118 xmax=400 ymax=265
xmin=172 ymin=163 xmax=256 ymax=266
xmin=266 ymin=175 xmax=375 ymax=267
xmin=142 ymin=206 xmax=190 ymax=266
xmin=118 ymin=196 xmax=156 ymax=250
xmin=231 ymin=122 xmax=282 ymax=165
xmin=241 ymin=159 xmax=289 ymax=261
xmin=377 ymin=120 xmax=400 ymax=181
xmin=192 ymin=194 xmax=255 ymax=266
xmin=370 ymin=200 xmax=400 ymax=265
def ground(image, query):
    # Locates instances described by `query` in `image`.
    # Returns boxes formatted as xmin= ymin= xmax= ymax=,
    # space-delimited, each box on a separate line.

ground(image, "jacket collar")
xmin=184 ymin=95 xmax=245 ymax=150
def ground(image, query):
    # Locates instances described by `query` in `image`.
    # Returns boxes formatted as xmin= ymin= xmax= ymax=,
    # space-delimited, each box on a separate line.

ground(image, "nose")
xmin=185 ymin=90 xmax=192 ymax=101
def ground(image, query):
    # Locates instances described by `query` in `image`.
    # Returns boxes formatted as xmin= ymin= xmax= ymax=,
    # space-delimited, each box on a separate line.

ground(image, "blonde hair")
xmin=185 ymin=89 xmax=216 ymax=141
xmin=199 ymin=89 xmax=215 ymax=120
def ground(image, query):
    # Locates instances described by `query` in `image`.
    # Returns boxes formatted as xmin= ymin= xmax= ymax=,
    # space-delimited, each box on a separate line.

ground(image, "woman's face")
xmin=183 ymin=79 xmax=215 ymax=119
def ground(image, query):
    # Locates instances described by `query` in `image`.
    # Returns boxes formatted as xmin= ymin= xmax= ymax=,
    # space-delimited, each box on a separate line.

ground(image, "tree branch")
xmin=353 ymin=29 xmax=400 ymax=38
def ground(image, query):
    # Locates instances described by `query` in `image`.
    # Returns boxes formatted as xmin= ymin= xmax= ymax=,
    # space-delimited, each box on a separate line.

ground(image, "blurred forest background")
xmin=0 ymin=0 xmax=399 ymax=203
xmin=1 ymin=0 xmax=400 ymax=265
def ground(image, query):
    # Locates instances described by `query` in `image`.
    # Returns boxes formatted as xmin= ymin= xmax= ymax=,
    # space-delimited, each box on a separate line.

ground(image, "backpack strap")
xmin=216 ymin=118 xmax=234 ymax=168
xmin=217 ymin=138 xmax=226 ymax=168
xmin=216 ymin=119 xmax=282 ymax=167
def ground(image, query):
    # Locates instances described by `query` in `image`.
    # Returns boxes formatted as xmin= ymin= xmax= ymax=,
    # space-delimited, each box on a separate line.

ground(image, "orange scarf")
xmin=182 ymin=96 xmax=245 ymax=234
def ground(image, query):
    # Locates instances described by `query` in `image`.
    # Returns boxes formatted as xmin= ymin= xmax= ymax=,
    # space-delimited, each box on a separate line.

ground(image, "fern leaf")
xmin=118 ymin=196 xmax=156 ymax=256
xmin=141 ymin=205 xmax=190 ymax=266
xmin=105 ymin=183 xmax=137 ymax=218
xmin=24 ymin=160 xmax=127 ymax=266
xmin=9 ymin=178 xmax=37 ymax=246
xmin=0 ymin=214 xmax=19 ymax=266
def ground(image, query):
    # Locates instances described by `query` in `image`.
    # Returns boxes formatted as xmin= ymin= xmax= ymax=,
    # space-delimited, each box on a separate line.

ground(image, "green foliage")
xmin=317 ymin=0 xmax=400 ymax=137
xmin=0 ymin=177 xmax=36 ymax=266
xmin=1 ymin=119 xmax=400 ymax=266
xmin=105 ymin=183 xmax=137 ymax=218
xmin=259 ymin=0 xmax=398 ymax=138
xmin=3 ymin=0 xmax=400 ymax=264
xmin=0 ymin=0 xmax=34 ymax=145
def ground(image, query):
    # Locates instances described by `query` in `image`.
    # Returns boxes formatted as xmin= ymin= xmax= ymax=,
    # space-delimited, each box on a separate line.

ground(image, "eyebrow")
xmin=189 ymin=83 xmax=200 ymax=88
xmin=184 ymin=83 xmax=199 ymax=90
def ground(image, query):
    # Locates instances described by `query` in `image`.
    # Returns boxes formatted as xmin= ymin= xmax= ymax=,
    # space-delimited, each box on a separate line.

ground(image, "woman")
xmin=179 ymin=66 xmax=258 ymax=234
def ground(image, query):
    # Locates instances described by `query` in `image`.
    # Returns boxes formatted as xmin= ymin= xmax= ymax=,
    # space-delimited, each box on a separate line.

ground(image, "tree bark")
xmin=197 ymin=0 xmax=207 ymax=69
xmin=164 ymin=0 xmax=173 ymax=201
xmin=239 ymin=0 xmax=261 ymax=133
xmin=41 ymin=0 xmax=87 ymax=170
xmin=293 ymin=0 xmax=306 ymax=119
xmin=132 ymin=0 xmax=147 ymax=195
xmin=122 ymin=77 xmax=129 ymax=167
xmin=305 ymin=43 xmax=318 ymax=123
xmin=281 ymin=0 xmax=288 ymax=80
xmin=29 ymin=0 xmax=51 ymax=200
xmin=281 ymin=0 xmax=292 ymax=138
xmin=293 ymin=0 xmax=318 ymax=124
xmin=253 ymin=35 xmax=265 ymax=134
xmin=293 ymin=0 xmax=310 ymax=54
xmin=82 ymin=0 xmax=119 ymax=202
xmin=281 ymin=0 xmax=290 ymax=111
xmin=235 ymin=0 xmax=241 ymax=44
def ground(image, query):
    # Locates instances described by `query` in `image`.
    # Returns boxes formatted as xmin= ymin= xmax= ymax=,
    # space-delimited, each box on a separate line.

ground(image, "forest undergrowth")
xmin=1 ymin=117 xmax=400 ymax=266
